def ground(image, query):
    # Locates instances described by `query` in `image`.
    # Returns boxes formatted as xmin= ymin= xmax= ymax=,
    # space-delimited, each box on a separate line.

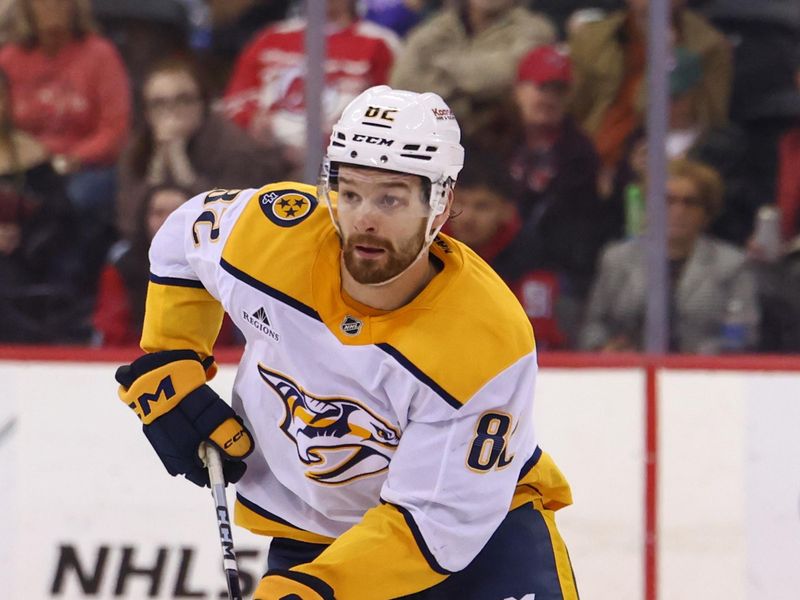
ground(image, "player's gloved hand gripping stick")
xmin=115 ymin=350 xmax=250 ymax=599
xmin=115 ymin=349 xmax=254 ymax=487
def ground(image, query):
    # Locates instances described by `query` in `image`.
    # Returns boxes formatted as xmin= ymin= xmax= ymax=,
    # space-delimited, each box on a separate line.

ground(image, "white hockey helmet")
xmin=319 ymin=85 xmax=464 ymax=245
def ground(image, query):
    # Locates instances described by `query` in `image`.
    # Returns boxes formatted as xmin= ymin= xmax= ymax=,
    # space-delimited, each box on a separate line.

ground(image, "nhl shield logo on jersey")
xmin=259 ymin=189 xmax=317 ymax=227
xmin=258 ymin=365 xmax=400 ymax=485
xmin=340 ymin=315 xmax=362 ymax=336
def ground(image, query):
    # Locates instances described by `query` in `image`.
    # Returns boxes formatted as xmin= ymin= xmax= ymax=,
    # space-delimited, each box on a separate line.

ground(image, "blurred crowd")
xmin=0 ymin=0 xmax=798 ymax=353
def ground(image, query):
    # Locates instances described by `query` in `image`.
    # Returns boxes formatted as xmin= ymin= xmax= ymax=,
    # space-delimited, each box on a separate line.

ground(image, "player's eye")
xmin=340 ymin=191 xmax=360 ymax=204
xmin=378 ymin=195 xmax=403 ymax=209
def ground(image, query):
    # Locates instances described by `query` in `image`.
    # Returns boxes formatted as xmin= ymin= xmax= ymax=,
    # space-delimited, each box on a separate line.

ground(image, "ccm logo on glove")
xmin=116 ymin=350 xmax=254 ymax=487
xmin=133 ymin=375 xmax=176 ymax=417
xmin=209 ymin=415 xmax=252 ymax=458
xmin=120 ymin=358 xmax=206 ymax=424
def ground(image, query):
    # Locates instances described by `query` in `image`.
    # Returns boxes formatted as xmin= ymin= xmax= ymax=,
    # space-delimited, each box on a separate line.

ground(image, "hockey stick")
xmin=200 ymin=442 xmax=243 ymax=600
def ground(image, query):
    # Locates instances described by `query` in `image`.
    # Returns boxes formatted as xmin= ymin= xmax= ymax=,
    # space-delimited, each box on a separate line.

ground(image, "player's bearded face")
xmin=342 ymin=221 xmax=427 ymax=284
xmin=335 ymin=166 xmax=430 ymax=285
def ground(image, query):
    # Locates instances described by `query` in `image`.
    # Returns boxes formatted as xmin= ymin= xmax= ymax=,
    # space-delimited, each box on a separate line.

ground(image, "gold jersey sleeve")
xmin=140 ymin=281 xmax=224 ymax=359
xmin=292 ymin=502 xmax=448 ymax=597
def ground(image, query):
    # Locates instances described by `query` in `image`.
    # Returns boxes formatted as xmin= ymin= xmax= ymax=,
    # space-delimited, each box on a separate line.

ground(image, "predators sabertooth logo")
xmin=258 ymin=365 xmax=400 ymax=485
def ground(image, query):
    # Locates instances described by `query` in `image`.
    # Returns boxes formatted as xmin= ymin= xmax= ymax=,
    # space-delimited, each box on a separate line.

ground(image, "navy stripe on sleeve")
xmin=381 ymin=500 xmax=453 ymax=575
xmin=149 ymin=273 xmax=206 ymax=289
xmin=236 ymin=493 xmax=316 ymax=532
xmin=517 ymin=446 xmax=543 ymax=481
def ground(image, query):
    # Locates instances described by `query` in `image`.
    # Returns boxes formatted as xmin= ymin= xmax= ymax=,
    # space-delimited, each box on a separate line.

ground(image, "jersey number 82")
xmin=466 ymin=411 xmax=515 ymax=472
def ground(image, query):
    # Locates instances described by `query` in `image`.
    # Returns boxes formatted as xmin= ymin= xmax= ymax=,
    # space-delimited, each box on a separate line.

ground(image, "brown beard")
xmin=342 ymin=224 xmax=427 ymax=284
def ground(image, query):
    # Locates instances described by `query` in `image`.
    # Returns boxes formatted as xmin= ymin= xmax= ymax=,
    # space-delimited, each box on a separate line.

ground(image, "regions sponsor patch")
xmin=259 ymin=189 xmax=317 ymax=227
xmin=241 ymin=306 xmax=280 ymax=342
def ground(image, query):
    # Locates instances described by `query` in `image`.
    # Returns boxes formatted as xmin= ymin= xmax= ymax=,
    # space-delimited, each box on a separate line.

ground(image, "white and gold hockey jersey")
xmin=142 ymin=182 xmax=572 ymax=598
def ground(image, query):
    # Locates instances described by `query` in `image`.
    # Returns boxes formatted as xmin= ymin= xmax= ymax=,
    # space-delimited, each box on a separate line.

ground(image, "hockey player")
xmin=115 ymin=85 xmax=578 ymax=599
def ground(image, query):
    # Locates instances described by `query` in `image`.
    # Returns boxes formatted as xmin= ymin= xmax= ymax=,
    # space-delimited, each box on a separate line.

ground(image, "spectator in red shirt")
xmin=448 ymin=148 xmax=570 ymax=349
xmin=0 ymin=0 xmax=131 ymax=288
xmin=223 ymin=0 xmax=401 ymax=178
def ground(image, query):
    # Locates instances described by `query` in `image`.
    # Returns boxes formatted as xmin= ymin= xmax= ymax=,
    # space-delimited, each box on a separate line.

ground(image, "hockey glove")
xmin=254 ymin=570 xmax=334 ymax=600
xmin=116 ymin=349 xmax=253 ymax=487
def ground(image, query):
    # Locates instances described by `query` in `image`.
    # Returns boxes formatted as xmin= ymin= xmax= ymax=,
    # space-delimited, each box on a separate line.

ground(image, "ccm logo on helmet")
xmin=352 ymin=134 xmax=394 ymax=146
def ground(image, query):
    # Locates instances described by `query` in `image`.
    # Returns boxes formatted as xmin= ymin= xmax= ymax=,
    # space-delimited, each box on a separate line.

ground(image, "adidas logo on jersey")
xmin=242 ymin=307 xmax=280 ymax=341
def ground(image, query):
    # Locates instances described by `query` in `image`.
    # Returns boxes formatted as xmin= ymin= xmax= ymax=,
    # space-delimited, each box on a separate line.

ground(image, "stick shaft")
xmin=202 ymin=443 xmax=243 ymax=600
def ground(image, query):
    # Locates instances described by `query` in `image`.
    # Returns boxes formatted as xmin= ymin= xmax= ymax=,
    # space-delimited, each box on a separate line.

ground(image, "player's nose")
xmin=352 ymin=201 xmax=382 ymax=232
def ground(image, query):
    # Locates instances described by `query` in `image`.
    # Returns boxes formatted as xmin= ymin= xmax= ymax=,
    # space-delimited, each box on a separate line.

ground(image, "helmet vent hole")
xmin=350 ymin=151 xmax=358 ymax=158
xmin=426 ymin=145 xmax=438 ymax=152
xmin=403 ymin=144 xmax=421 ymax=151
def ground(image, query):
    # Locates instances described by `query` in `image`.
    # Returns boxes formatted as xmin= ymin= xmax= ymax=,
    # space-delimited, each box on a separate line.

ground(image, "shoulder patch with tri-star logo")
xmin=259 ymin=188 xmax=317 ymax=227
